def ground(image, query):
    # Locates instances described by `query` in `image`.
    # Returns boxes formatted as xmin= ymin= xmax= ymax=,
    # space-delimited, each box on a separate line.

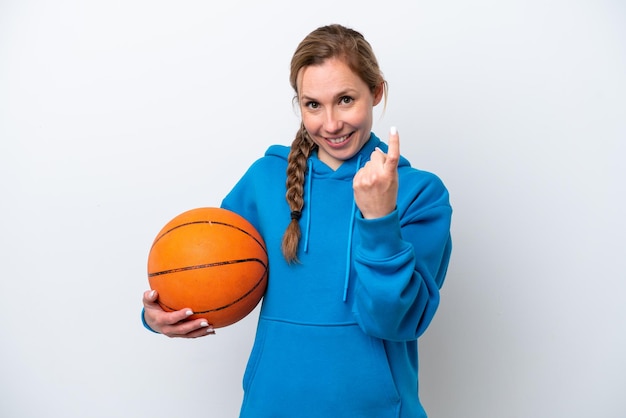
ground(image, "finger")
xmin=384 ymin=126 xmax=400 ymax=172
xmin=370 ymin=147 xmax=385 ymax=165
xmin=164 ymin=317 xmax=216 ymax=338
xmin=168 ymin=307 xmax=195 ymax=325
xmin=179 ymin=321 xmax=216 ymax=338
xmin=184 ymin=326 xmax=216 ymax=338
xmin=143 ymin=289 xmax=158 ymax=304
xmin=188 ymin=319 xmax=216 ymax=336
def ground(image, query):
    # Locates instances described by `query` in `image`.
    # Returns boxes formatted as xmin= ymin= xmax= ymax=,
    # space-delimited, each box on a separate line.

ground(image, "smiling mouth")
xmin=326 ymin=132 xmax=352 ymax=145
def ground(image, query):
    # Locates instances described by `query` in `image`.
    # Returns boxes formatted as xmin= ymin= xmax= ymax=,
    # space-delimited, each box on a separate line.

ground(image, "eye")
xmin=305 ymin=100 xmax=320 ymax=109
xmin=339 ymin=96 xmax=353 ymax=105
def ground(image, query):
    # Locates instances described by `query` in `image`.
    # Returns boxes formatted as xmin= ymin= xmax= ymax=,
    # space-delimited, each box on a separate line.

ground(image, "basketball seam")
xmin=157 ymin=267 xmax=268 ymax=314
xmin=147 ymin=257 xmax=267 ymax=277
xmin=151 ymin=220 xmax=267 ymax=256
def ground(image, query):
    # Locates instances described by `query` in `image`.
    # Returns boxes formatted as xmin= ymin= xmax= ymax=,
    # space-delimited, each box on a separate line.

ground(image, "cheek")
xmin=347 ymin=107 xmax=372 ymax=129
xmin=301 ymin=112 xmax=320 ymax=133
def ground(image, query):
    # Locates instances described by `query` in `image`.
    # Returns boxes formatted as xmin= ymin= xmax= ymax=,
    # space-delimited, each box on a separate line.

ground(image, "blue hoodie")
xmin=221 ymin=133 xmax=451 ymax=417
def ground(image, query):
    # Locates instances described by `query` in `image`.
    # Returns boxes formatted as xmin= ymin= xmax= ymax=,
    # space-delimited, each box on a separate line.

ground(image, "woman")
xmin=142 ymin=23 xmax=452 ymax=418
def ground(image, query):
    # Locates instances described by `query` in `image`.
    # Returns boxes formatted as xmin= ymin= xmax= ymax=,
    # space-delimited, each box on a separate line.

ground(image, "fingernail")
xmin=200 ymin=321 xmax=208 ymax=327
xmin=185 ymin=310 xmax=193 ymax=316
xmin=149 ymin=290 xmax=156 ymax=299
xmin=207 ymin=327 xmax=215 ymax=334
xmin=390 ymin=126 xmax=397 ymax=135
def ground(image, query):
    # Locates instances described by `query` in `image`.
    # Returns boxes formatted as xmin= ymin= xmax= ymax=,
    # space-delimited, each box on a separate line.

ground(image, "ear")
xmin=372 ymin=81 xmax=384 ymax=106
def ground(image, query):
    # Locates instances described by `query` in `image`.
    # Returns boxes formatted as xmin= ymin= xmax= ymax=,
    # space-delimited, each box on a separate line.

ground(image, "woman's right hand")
xmin=142 ymin=290 xmax=216 ymax=338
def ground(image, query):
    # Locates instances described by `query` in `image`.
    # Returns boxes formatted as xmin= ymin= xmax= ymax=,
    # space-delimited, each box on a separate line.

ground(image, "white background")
xmin=1 ymin=1 xmax=624 ymax=417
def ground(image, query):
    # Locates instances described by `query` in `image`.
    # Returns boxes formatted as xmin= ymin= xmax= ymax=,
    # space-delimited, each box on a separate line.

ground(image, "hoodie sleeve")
xmin=352 ymin=170 xmax=452 ymax=342
xmin=221 ymin=168 xmax=259 ymax=229
xmin=220 ymin=146 xmax=290 ymax=237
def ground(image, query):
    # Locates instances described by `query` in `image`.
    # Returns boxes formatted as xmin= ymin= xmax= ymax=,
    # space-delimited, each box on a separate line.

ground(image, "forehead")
xmin=297 ymin=58 xmax=367 ymax=98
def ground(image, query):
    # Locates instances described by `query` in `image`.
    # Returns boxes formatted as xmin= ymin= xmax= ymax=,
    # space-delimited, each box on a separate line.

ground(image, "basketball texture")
xmin=147 ymin=207 xmax=268 ymax=328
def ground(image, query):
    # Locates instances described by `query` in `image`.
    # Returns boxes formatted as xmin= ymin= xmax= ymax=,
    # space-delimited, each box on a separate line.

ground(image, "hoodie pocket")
xmin=240 ymin=318 xmax=401 ymax=418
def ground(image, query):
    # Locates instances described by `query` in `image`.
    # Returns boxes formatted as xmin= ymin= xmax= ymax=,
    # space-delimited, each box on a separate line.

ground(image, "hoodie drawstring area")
xmin=303 ymin=162 xmax=313 ymax=254
xmin=302 ymin=155 xmax=361 ymax=302
xmin=342 ymin=155 xmax=361 ymax=302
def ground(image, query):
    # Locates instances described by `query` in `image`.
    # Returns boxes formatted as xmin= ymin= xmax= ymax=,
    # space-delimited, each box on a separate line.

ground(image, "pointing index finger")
xmin=385 ymin=126 xmax=400 ymax=171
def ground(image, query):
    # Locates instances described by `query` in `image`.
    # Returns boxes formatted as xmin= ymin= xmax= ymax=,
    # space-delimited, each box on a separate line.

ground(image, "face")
xmin=297 ymin=58 xmax=383 ymax=170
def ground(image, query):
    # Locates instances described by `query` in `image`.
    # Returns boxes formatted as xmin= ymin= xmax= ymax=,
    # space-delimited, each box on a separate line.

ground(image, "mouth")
xmin=325 ymin=132 xmax=353 ymax=146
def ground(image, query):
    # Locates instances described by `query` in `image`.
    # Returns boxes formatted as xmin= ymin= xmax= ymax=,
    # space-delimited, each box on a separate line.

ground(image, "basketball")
xmin=147 ymin=207 xmax=268 ymax=328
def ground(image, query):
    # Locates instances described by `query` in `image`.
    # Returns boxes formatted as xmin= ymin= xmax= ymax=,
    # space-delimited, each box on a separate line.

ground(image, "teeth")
xmin=328 ymin=134 xmax=349 ymax=144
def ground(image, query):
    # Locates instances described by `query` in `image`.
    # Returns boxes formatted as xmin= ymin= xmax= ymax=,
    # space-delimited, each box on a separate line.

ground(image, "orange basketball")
xmin=147 ymin=207 xmax=268 ymax=328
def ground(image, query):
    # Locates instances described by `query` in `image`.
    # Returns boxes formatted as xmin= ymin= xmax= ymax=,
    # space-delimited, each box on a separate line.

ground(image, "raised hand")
xmin=353 ymin=127 xmax=400 ymax=219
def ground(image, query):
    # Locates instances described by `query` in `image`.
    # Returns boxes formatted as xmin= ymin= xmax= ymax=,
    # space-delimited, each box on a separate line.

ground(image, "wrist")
xmin=141 ymin=308 xmax=160 ymax=334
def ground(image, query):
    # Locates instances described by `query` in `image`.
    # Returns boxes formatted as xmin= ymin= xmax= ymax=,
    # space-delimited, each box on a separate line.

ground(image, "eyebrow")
xmin=299 ymin=88 xmax=358 ymax=102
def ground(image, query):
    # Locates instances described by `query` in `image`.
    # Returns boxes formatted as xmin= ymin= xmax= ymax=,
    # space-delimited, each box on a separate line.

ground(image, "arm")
xmin=352 ymin=194 xmax=452 ymax=341
xmin=352 ymin=127 xmax=452 ymax=341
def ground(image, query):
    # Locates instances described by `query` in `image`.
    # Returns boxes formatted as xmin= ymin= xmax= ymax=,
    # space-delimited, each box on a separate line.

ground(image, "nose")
xmin=323 ymin=107 xmax=342 ymax=134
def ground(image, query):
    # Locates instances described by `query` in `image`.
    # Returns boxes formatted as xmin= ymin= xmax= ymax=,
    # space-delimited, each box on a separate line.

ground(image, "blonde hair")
xmin=281 ymin=24 xmax=387 ymax=263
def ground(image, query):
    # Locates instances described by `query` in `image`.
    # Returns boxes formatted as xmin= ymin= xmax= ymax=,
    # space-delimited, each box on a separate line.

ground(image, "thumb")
xmin=144 ymin=289 xmax=158 ymax=304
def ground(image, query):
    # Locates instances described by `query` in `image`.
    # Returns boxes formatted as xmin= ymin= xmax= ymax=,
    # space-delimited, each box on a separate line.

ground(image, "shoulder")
xmin=264 ymin=144 xmax=290 ymax=160
xmin=398 ymin=166 xmax=451 ymax=214
xmin=399 ymin=164 xmax=447 ymax=191
xmin=242 ymin=145 xmax=289 ymax=175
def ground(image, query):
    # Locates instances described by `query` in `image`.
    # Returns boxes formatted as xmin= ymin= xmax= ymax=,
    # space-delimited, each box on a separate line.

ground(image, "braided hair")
xmin=281 ymin=24 xmax=387 ymax=263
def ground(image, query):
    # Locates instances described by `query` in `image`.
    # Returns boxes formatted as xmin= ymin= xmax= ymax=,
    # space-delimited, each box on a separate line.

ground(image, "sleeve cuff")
xmin=355 ymin=209 xmax=407 ymax=258
xmin=141 ymin=308 xmax=160 ymax=334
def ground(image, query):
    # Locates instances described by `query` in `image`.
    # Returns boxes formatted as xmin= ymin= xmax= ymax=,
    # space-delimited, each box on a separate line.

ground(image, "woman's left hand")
xmin=353 ymin=127 xmax=400 ymax=219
